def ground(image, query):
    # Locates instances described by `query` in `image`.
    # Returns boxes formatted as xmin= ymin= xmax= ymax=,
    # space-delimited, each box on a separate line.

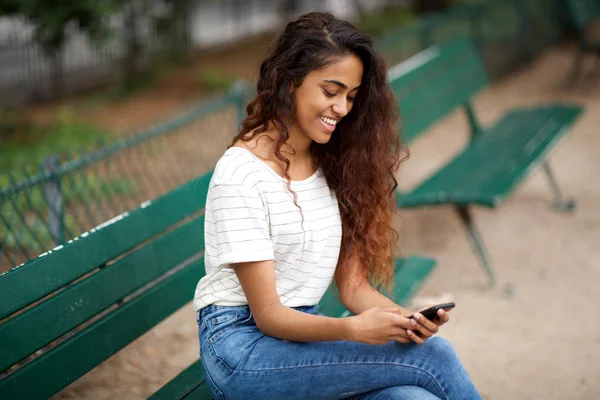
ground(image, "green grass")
xmin=1 ymin=172 xmax=134 ymax=252
xmin=197 ymin=68 xmax=236 ymax=94
xmin=0 ymin=107 xmax=110 ymax=173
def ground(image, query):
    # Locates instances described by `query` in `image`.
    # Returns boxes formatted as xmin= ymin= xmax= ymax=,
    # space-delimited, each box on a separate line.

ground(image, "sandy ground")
xmin=53 ymin=45 xmax=600 ymax=400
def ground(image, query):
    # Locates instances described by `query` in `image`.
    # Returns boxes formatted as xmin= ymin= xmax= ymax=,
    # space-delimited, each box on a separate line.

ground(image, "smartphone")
xmin=408 ymin=302 xmax=455 ymax=322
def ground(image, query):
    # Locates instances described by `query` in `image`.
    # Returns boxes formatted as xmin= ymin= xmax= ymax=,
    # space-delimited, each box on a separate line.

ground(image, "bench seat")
xmin=398 ymin=104 xmax=582 ymax=208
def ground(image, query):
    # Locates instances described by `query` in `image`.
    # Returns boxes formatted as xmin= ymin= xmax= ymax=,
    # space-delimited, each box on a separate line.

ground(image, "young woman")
xmin=193 ymin=12 xmax=481 ymax=400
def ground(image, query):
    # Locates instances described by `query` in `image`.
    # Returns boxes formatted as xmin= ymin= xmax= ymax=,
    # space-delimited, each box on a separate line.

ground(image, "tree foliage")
xmin=0 ymin=0 xmax=118 ymax=54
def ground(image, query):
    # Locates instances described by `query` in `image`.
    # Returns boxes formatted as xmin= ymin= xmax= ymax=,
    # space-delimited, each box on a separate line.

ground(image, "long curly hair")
xmin=231 ymin=12 xmax=407 ymax=291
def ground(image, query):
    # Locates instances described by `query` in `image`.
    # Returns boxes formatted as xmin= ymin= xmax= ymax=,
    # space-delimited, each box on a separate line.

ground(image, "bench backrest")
xmin=565 ymin=0 xmax=600 ymax=34
xmin=0 ymin=172 xmax=212 ymax=399
xmin=388 ymin=36 xmax=489 ymax=144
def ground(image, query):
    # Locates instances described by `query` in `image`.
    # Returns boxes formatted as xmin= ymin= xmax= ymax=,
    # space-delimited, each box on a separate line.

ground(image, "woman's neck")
xmin=263 ymin=122 xmax=312 ymax=163
xmin=236 ymin=122 xmax=316 ymax=180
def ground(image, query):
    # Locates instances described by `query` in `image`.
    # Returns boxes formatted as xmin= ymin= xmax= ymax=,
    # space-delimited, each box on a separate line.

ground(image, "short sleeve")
xmin=205 ymin=179 xmax=274 ymax=266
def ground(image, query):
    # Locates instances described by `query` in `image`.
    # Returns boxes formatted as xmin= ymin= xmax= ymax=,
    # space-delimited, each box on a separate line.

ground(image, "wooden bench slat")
xmin=0 ymin=215 xmax=205 ymax=372
xmin=398 ymin=105 xmax=582 ymax=208
xmin=391 ymin=256 xmax=437 ymax=305
xmin=479 ymin=105 xmax=582 ymax=199
xmin=153 ymin=255 xmax=437 ymax=400
xmin=149 ymin=362 xmax=207 ymax=400
xmin=389 ymin=37 xmax=488 ymax=144
xmin=0 ymin=258 xmax=205 ymax=400
xmin=400 ymin=62 xmax=485 ymax=141
xmin=182 ymin=384 xmax=215 ymax=400
xmin=0 ymin=172 xmax=212 ymax=320
xmin=399 ymin=46 xmax=480 ymax=116
xmin=149 ymin=362 xmax=209 ymax=400
xmin=399 ymin=109 xmax=555 ymax=205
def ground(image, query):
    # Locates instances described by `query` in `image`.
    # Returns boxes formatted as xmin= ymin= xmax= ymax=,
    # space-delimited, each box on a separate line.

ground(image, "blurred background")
xmin=1 ymin=0 xmax=599 ymax=398
xmin=0 ymin=0 xmax=577 ymax=272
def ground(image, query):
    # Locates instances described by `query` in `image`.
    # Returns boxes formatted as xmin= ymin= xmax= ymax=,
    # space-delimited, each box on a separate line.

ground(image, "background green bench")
xmin=388 ymin=37 xmax=583 ymax=286
xmin=564 ymin=0 xmax=600 ymax=84
xmin=0 ymin=171 xmax=436 ymax=400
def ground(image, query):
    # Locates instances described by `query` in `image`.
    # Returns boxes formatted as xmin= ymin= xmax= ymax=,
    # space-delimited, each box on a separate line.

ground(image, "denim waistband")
xmin=198 ymin=303 xmax=319 ymax=322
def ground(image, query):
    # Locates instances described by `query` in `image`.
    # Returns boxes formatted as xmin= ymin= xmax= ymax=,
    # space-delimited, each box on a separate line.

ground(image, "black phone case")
xmin=409 ymin=302 xmax=455 ymax=321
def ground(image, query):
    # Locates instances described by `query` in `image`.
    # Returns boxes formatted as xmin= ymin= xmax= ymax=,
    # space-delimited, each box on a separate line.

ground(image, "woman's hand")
xmin=416 ymin=304 xmax=451 ymax=328
xmin=346 ymin=306 xmax=417 ymax=345
xmin=406 ymin=306 xmax=452 ymax=343
xmin=346 ymin=305 xmax=452 ymax=345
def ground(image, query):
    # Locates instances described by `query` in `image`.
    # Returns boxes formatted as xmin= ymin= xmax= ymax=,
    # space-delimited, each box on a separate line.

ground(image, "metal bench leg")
xmin=455 ymin=206 xmax=496 ymax=287
xmin=542 ymin=161 xmax=576 ymax=212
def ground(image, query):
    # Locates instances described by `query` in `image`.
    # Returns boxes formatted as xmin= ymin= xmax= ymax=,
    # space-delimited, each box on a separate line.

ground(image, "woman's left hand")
xmin=406 ymin=308 xmax=451 ymax=343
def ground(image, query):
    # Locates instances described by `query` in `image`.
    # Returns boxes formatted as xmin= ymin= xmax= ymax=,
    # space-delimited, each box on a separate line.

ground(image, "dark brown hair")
xmin=231 ymin=12 xmax=406 ymax=291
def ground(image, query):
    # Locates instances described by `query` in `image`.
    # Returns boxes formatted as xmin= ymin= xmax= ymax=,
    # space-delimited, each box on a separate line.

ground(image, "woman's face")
xmin=292 ymin=54 xmax=363 ymax=144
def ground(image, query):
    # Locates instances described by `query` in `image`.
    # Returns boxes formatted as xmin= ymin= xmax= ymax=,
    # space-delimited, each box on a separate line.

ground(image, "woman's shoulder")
xmin=212 ymin=146 xmax=272 ymax=188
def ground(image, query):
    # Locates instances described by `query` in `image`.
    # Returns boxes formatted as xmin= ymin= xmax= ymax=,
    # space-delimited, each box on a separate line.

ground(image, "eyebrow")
xmin=323 ymin=79 xmax=360 ymax=91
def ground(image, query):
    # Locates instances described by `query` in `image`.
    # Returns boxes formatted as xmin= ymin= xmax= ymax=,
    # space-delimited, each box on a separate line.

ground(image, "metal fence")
xmin=0 ymin=85 xmax=248 ymax=272
xmin=0 ymin=0 xmax=568 ymax=272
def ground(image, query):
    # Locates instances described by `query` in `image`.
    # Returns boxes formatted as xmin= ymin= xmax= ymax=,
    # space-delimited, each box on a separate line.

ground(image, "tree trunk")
xmin=50 ymin=50 xmax=64 ymax=99
xmin=122 ymin=2 xmax=144 ymax=82
xmin=169 ymin=0 xmax=193 ymax=63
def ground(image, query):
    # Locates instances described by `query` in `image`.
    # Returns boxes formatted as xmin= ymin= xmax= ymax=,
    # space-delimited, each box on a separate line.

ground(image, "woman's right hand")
xmin=346 ymin=306 xmax=415 ymax=345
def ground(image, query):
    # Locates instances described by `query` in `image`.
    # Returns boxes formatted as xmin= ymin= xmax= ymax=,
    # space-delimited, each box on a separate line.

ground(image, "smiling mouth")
xmin=319 ymin=115 xmax=338 ymax=126
xmin=318 ymin=115 xmax=338 ymax=133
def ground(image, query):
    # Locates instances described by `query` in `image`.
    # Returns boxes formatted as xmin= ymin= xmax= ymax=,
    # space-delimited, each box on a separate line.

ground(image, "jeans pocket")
xmin=209 ymin=311 xmax=253 ymax=344
xmin=205 ymin=312 xmax=259 ymax=372
xmin=201 ymin=307 xmax=253 ymax=342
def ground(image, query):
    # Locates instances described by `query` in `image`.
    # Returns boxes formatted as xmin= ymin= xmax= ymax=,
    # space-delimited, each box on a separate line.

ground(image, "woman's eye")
xmin=323 ymin=89 xmax=336 ymax=97
xmin=347 ymin=96 xmax=355 ymax=102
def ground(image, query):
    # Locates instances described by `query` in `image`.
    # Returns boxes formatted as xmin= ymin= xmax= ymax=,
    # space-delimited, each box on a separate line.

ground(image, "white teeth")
xmin=319 ymin=116 xmax=337 ymax=126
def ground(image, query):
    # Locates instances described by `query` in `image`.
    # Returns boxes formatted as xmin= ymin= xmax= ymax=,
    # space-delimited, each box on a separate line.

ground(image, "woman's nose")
xmin=332 ymin=100 xmax=349 ymax=117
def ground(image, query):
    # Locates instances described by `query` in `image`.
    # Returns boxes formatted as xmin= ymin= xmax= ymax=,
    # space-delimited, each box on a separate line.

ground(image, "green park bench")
xmin=0 ymin=170 xmax=436 ymax=400
xmin=389 ymin=37 xmax=583 ymax=287
xmin=564 ymin=0 xmax=600 ymax=84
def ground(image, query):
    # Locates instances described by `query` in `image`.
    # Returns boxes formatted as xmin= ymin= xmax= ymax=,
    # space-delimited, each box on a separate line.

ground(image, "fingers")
xmin=436 ymin=309 xmax=451 ymax=325
xmin=381 ymin=307 xmax=448 ymax=345
xmin=410 ymin=313 xmax=439 ymax=338
xmin=406 ymin=329 xmax=425 ymax=344
xmin=392 ymin=328 xmax=428 ymax=345
xmin=393 ymin=335 xmax=411 ymax=344
xmin=387 ymin=313 xmax=435 ymax=343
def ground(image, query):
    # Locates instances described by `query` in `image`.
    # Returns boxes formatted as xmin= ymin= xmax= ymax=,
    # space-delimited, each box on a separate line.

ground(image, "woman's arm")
xmin=336 ymin=254 xmax=451 ymax=340
xmin=341 ymin=280 xmax=413 ymax=316
xmin=335 ymin=253 xmax=412 ymax=316
xmin=233 ymin=259 xmax=413 ymax=344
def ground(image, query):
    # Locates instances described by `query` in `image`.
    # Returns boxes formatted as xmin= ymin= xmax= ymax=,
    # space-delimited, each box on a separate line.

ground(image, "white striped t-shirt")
xmin=193 ymin=146 xmax=342 ymax=311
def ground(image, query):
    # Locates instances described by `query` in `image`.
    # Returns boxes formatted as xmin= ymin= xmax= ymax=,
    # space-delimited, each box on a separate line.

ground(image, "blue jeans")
xmin=198 ymin=304 xmax=482 ymax=400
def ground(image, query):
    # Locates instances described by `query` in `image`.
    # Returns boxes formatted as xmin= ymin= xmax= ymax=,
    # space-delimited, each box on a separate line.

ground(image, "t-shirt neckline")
xmin=228 ymin=147 xmax=320 ymax=185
